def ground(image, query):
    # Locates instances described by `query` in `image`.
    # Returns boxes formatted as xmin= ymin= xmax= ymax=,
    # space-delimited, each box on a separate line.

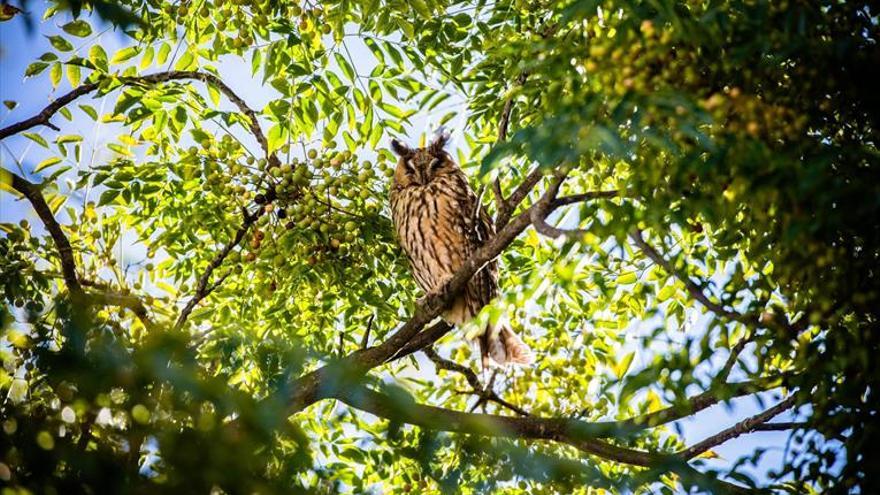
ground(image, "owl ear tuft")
xmin=429 ymin=129 xmax=450 ymax=155
xmin=390 ymin=139 xmax=413 ymax=158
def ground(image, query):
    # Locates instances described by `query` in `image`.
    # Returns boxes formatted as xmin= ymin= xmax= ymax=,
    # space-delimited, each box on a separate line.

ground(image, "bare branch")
xmin=551 ymin=190 xmax=621 ymax=208
xmin=714 ymin=330 xmax=755 ymax=385
xmin=679 ymin=395 xmax=798 ymax=459
xmin=751 ymin=422 xmax=807 ymax=432
xmin=491 ymin=72 xmax=528 ymax=214
xmin=0 ymin=84 xmax=99 ymax=139
xmin=424 ymin=347 xmax=529 ymax=417
xmin=361 ymin=314 xmax=375 ymax=349
xmin=531 ymin=211 xmax=590 ymax=239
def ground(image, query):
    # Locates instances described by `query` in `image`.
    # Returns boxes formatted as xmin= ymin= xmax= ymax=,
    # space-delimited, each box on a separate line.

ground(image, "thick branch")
xmin=7 ymin=169 xmax=83 ymax=297
xmin=679 ymin=395 xmax=798 ymax=459
xmin=333 ymin=384 xmax=660 ymax=467
xmin=391 ymin=320 xmax=453 ymax=361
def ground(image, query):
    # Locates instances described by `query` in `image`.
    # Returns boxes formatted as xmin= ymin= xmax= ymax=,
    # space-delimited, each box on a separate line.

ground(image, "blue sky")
xmin=0 ymin=10 xmax=842 ymax=491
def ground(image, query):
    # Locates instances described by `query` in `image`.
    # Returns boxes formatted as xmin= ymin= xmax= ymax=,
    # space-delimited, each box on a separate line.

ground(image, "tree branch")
xmin=87 ymin=289 xmax=153 ymax=328
xmin=175 ymin=206 xmax=264 ymax=329
xmin=679 ymin=395 xmax=798 ymax=459
xmin=1 ymin=71 xmax=278 ymax=169
xmin=622 ymin=378 xmax=784 ymax=429
xmin=491 ymin=72 xmax=529 ymax=215
xmin=629 ymin=229 xmax=758 ymax=326
xmin=333 ymin=384 xmax=661 ymax=467
xmin=551 ymin=190 xmax=621 ymax=208
xmin=7 ymin=169 xmax=83 ymax=298
xmin=496 ymin=166 xmax=544 ymax=228
xmin=424 ymin=347 xmax=530 ymax=417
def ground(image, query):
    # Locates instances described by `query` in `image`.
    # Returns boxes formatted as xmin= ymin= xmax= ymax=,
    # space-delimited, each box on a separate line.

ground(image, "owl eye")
xmin=404 ymin=160 xmax=416 ymax=174
xmin=429 ymin=158 xmax=442 ymax=170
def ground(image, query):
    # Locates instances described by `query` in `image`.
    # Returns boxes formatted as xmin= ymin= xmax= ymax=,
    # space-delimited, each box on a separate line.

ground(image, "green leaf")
xmin=61 ymin=20 xmax=92 ymax=37
xmin=207 ymin=83 xmax=220 ymax=106
xmin=79 ymin=104 xmax=98 ymax=120
xmin=267 ymin=124 xmax=287 ymax=153
xmin=3 ymin=100 xmax=17 ymax=110
xmin=657 ymin=285 xmax=676 ymax=302
xmin=334 ymin=53 xmax=355 ymax=82
xmin=174 ymin=51 xmax=195 ymax=71
xmin=66 ymin=64 xmax=81 ymax=87
xmin=24 ymin=62 xmax=50 ymax=78
xmin=251 ymin=49 xmax=261 ymax=76
xmin=140 ymin=45 xmax=154 ymax=69
xmin=23 ymin=133 xmax=48 ymax=148
xmin=98 ymin=189 xmax=120 ymax=206
xmin=56 ymin=135 xmax=83 ymax=144
xmin=364 ymin=38 xmax=384 ymax=63
xmin=614 ymin=352 xmax=635 ymax=379
xmin=47 ymin=35 xmax=74 ymax=52
xmin=107 ymin=143 xmax=133 ymax=157
xmin=157 ymin=42 xmax=171 ymax=65
xmin=110 ymin=46 xmax=139 ymax=65
xmin=89 ymin=45 xmax=108 ymax=72
xmin=49 ymin=63 xmax=62 ymax=88
xmin=34 ymin=156 xmax=62 ymax=173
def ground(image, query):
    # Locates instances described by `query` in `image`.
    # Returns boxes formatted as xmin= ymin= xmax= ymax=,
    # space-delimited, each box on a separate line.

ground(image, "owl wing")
xmin=453 ymin=172 xmax=499 ymax=311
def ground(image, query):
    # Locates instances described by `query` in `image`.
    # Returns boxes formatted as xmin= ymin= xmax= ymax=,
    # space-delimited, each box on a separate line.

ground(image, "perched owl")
xmin=389 ymin=133 xmax=533 ymax=367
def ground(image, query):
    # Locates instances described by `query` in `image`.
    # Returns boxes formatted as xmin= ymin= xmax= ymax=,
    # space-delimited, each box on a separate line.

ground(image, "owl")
xmin=389 ymin=133 xmax=533 ymax=367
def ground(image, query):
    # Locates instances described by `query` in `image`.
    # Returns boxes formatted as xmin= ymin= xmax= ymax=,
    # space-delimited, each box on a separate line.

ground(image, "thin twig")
xmin=496 ymin=166 xmax=544 ymax=228
xmin=175 ymin=207 xmax=264 ymax=329
xmin=424 ymin=347 xmax=529 ymax=417
xmin=361 ymin=314 xmax=375 ymax=349
xmin=629 ymin=229 xmax=757 ymax=326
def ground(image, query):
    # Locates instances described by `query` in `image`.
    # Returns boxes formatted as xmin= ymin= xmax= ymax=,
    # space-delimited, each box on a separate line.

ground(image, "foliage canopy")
xmin=1 ymin=0 xmax=877 ymax=493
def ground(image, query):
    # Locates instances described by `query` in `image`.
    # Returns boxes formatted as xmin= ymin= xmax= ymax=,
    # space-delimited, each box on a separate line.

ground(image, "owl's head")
xmin=390 ymin=133 xmax=456 ymax=188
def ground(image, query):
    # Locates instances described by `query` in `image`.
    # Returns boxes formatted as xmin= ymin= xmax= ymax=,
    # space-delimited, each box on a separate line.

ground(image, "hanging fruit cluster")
xmin=229 ymin=145 xmax=401 ymax=278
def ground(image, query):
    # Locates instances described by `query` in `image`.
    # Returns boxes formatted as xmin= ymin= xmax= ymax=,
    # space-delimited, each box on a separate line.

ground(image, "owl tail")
xmin=481 ymin=324 xmax=534 ymax=368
